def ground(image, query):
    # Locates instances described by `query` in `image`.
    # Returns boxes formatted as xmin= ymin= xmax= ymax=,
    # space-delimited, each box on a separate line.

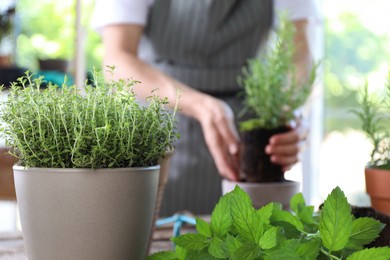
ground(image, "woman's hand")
xmin=194 ymin=96 xmax=240 ymax=181
xmin=265 ymin=118 xmax=309 ymax=172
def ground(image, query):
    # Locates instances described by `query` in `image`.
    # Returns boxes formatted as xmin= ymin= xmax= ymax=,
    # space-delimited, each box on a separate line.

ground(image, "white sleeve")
xmin=274 ymin=0 xmax=318 ymax=21
xmin=91 ymin=0 xmax=152 ymax=31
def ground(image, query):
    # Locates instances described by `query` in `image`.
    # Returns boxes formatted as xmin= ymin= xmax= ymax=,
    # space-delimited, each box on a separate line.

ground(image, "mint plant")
xmin=239 ymin=17 xmax=316 ymax=131
xmin=0 ymin=68 xmax=179 ymax=168
xmin=149 ymin=186 xmax=390 ymax=260
xmin=352 ymin=73 xmax=390 ymax=170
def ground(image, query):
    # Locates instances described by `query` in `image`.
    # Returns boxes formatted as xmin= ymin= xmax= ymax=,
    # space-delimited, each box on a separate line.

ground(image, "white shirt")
xmin=92 ymin=0 xmax=317 ymax=30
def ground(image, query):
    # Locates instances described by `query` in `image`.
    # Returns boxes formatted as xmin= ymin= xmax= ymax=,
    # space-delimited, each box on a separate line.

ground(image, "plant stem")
xmin=320 ymin=247 xmax=341 ymax=260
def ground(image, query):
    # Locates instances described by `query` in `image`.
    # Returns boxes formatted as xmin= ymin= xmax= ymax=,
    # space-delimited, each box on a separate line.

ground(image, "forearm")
xmin=103 ymin=50 xmax=209 ymax=121
xmin=292 ymin=19 xmax=313 ymax=84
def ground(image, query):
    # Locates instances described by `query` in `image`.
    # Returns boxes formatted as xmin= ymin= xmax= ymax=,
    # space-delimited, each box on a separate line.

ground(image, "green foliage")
xmin=352 ymin=73 xmax=390 ymax=169
xmin=0 ymin=68 xmax=179 ymax=168
xmin=239 ymin=18 xmax=316 ymax=131
xmin=149 ymin=186 xmax=390 ymax=260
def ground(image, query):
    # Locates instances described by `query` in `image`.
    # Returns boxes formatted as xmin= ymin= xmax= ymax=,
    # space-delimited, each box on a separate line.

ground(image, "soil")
xmin=240 ymin=126 xmax=290 ymax=182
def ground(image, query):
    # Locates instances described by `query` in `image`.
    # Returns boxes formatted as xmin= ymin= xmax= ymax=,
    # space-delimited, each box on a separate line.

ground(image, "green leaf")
xmin=264 ymin=247 xmax=302 ymax=260
xmin=319 ymin=186 xmax=353 ymax=252
xmin=256 ymin=202 xmax=274 ymax=225
xmin=259 ymin=227 xmax=278 ymax=250
xmin=296 ymin=239 xmax=321 ymax=259
xmin=171 ymin=233 xmax=208 ymax=251
xmin=196 ymin=217 xmax=212 ymax=237
xmin=230 ymin=193 xmax=264 ymax=244
xmin=175 ymin=246 xmax=187 ymax=260
xmin=271 ymin=209 xmax=304 ymax=231
xmin=346 ymin=247 xmax=390 ymax=260
xmin=231 ymin=185 xmax=253 ymax=205
xmin=211 ymin=192 xmax=233 ymax=238
xmin=186 ymin=249 xmax=215 ymax=260
xmin=298 ymin=206 xmax=316 ymax=225
xmin=347 ymin=217 xmax=385 ymax=249
xmin=147 ymin=251 xmax=178 ymax=260
xmin=208 ymin=236 xmax=226 ymax=259
xmin=225 ymin=234 xmax=242 ymax=257
xmin=290 ymin=193 xmax=306 ymax=215
xmin=232 ymin=243 xmax=261 ymax=260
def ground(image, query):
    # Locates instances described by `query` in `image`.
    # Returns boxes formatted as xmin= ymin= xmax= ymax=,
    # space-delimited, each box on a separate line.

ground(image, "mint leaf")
xmin=347 ymin=217 xmax=385 ymax=249
xmin=211 ymin=193 xmax=232 ymax=238
xmin=186 ymin=249 xmax=215 ymax=260
xmin=298 ymin=205 xmax=315 ymax=225
xmin=171 ymin=233 xmax=208 ymax=251
xmin=256 ymin=203 xmax=274 ymax=225
xmin=232 ymin=243 xmax=261 ymax=260
xmin=264 ymin=247 xmax=302 ymax=260
xmin=175 ymin=246 xmax=186 ymax=260
xmin=319 ymin=186 xmax=352 ymax=252
xmin=346 ymin=247 xmax=390 ymax=260
xmin=196 ymin=217 xmax=212 ymax=237
xmin=231 ymin=185 xmax=253 ymax=205
xmin=290 ymin=192 xmax=306 ymax=215
xmin=225 ymin=234 xmax=242 ymax=257
xmin=259 ymin=227 xmax=278 ymax=250
xmin=230 ymin=193 xmax=264 ymax=243
xmin=296 ymin=239 xmax=321 ymax=259
xmin=271 ymin=209 xmax=304 ymax=231
xmin=208 ymin=236 xmax=226 ymax=259
xmin=147 ymin=251 xmax=178 ymax=260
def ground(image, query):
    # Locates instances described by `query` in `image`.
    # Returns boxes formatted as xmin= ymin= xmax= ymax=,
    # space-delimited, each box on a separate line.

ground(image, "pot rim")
xmin=222 ymin=179 xmax=299 ymax=187
xmin=13 ymin=165 xmax=160 ymax=173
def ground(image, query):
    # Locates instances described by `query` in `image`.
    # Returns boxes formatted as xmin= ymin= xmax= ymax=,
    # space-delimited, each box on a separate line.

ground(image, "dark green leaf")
xmin=171 ymin=233 xmax=208 ymax=251
xmin=186 ymin=249 xmax=215 ymax=260
xmin=298 ymin=206 xmax=316 ymax=225
xmin=319 ymin=186 xmax=352 ymax=252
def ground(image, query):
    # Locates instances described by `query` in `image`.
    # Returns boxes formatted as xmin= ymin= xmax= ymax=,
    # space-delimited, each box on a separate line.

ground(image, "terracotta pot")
xmin=0 ymin=147 xmax=17 ymax=200
xmin=222 ymin=179 xmax=300 ymax=210
xmin=365 ymin=167 xmax=390 ymax=215
xmin=14 ymin=166 xmax=159 ymax=260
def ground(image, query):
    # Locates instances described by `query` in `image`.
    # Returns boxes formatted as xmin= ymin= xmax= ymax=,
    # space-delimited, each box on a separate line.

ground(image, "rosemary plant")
xmin=353 ymin=74 xmax=390 ymax=170
xmin=239 ymin=18 xmax=316 ymax=131
xmin=0 ymin=70 xmax=179 ymax=168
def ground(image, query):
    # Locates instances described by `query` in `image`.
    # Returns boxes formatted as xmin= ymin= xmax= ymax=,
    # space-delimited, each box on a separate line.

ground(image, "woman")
xmin=92 ymin=0 xmax=316 ymax=216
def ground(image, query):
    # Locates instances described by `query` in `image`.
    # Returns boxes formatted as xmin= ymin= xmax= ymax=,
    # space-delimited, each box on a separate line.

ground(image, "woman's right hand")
xmin=192 ymin=95 xmax=240 ymax=181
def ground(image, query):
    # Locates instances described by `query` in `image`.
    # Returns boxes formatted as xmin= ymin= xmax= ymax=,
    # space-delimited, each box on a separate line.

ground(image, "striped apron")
xmin=139 ymin=0 xmax=273 ymax=216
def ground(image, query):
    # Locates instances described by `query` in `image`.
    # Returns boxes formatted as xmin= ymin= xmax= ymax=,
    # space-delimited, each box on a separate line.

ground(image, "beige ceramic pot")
xmin=222 ymin=179 xmax=300 ymax=210
xmin=13 ymin=166 xmax=159 ymax=260
xmin=365 ymin=167 xmax=390 ymax=215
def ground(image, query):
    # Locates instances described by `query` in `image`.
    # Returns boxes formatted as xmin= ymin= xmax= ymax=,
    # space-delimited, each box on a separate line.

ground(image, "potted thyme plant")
xmin=353 ymin=73 xmax=390 ymax=215
xmin=0 ymin=68 xmax=178 ymax=260
xmin=149 ymin=186 xmax=390 ymax=259
xmin=223 ymin=18 xmax=316 ymax=209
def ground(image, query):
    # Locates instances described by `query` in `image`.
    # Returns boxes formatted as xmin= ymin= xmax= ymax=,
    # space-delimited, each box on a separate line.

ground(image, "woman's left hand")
xmin=265 ymin=119 xmax=308 ymax=171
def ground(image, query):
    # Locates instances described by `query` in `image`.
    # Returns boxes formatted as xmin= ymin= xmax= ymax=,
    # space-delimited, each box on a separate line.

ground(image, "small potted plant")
xmin=222 ymin=18 xmax=316 ymax=209
xmin=149 ymin=186 xmax=390 ymax=259
xmin=353 ymin=73 xmax=390 ymax=215
xmin=0 ymin=68 xmax=179 ymax=260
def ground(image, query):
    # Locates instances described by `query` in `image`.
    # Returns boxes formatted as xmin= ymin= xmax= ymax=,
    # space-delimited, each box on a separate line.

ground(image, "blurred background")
xmin=1 ymin=0 xmax=390 ymax=231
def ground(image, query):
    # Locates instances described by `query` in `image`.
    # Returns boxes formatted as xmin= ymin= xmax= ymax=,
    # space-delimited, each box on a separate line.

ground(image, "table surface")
xmin=0 ymin=221 xmax=197 ymax=259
